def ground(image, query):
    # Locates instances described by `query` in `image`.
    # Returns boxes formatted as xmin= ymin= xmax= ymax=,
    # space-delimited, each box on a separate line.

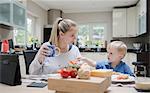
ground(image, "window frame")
xmin=77 ymin=22 xmax=107 ymax=48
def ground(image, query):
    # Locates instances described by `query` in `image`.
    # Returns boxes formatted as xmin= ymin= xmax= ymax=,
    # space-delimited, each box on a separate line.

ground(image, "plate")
xmin=111 ymin=75 xmax=135 ymax=83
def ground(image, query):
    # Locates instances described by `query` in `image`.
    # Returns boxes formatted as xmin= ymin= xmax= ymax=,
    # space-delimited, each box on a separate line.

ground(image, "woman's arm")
xmin=29 ymin=42 xmax=50 ymax=75
xmin=29 ymin=52 xmax=44 ymax=75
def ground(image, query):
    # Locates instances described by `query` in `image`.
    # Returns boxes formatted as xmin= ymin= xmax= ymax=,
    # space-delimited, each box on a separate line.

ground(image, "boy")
xmin=78 ymin=41 xmax=134 ymax=76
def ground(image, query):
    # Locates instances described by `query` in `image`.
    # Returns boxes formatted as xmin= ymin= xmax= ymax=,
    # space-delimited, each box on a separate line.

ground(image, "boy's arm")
xmin=77 ymin=57 xmax=96 ymax=67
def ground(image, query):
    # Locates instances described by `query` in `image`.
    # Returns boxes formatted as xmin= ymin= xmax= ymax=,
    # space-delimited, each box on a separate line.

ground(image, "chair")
xmin=23 ymin=50 xmax=38 ymax=74
xmin=132 ymin=61 xmax=147 ymax=77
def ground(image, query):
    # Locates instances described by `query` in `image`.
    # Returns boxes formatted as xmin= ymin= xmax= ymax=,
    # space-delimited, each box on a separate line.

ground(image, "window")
xmin=13 ymin=28 xmax=25 ymax=45
xmin=27 ymin=15 xmax=36 ymax=45
xmin=78 ymin=23 xmax=106 ymax=48
xmin=13 ymin=14 xmax=36 ymax=46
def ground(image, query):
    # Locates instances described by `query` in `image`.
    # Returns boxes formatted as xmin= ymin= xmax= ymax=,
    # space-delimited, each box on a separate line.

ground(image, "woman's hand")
xmin=37 ymin=43 xmax=50 ymax=64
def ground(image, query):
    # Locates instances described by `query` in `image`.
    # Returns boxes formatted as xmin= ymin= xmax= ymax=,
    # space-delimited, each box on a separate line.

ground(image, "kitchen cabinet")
xmin=81 ymin=52 xmax=137 ymax=72
xmin=0 ymin=0 xmax=26 ymax=29
xmin=14 ymin=0 xmax=27 ymax=7
xmin=0 ymin=1 xmax=12 ymax=26
xmin=137 ymin=0 xmax=147 ymax=35
xmin=113 ymin=0 xmax=147 ymax=37
xmin=113 ymin=7 xmax=139 ymax=37
xmin=127 ymin=6 xmax=139 ymax=37
xmin=112 ymin=8 xmax=127 ymax=37
xmin=138 ymin=0 xmax=146 ymax=16
xmin=13 ymin=1 xmax=26 ymax=29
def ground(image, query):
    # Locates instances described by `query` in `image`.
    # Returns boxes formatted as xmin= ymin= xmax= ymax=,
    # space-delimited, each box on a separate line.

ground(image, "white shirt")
xmin=29 ymin=42 xmax=81 ymax=75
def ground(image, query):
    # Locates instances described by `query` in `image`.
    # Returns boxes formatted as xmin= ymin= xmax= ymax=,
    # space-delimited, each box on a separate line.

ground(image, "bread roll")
xmin=78 ymin=63 xmax=91 ymax=79
xmin=91 ymin=69 xmax=113 ymax=77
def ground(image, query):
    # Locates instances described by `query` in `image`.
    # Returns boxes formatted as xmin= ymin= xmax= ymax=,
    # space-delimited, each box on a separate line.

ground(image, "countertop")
xmin=79 ymin=48 xmax=148 ymax=53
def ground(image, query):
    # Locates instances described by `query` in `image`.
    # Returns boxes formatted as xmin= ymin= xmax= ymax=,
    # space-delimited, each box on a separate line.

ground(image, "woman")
xmin=29 ymin=18 xmax=81 ymax=75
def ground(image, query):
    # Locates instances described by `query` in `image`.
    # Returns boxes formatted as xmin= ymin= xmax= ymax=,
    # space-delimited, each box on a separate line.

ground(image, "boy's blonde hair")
xmin=107 ymin=41 xmax=127 ymax=57
xmin=49 ymin=17 xmax=77 ymax=46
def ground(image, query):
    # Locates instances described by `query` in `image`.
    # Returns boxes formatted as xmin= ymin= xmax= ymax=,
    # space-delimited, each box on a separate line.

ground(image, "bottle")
xmin=1 ymin=40 xmax=9 ymax=53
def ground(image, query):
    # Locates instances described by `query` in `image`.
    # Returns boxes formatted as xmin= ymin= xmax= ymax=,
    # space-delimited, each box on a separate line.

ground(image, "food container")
xmin=135 ymin=77 xmax=150 ymax=90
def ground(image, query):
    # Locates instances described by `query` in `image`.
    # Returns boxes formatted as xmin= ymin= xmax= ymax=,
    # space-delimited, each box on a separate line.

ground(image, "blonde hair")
xmin=107 ymin=41 xmax=127 ymax=57
xmin=49 ymin=17 xmax=77 ymax=46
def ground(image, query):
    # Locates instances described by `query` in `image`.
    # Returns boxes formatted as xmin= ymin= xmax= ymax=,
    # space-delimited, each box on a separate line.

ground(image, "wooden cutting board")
xmin=48 ymin=76 xmax=111 ymax=93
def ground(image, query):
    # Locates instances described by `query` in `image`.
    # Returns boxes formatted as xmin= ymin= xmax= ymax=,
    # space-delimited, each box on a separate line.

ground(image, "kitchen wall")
xmin=113 ymin=32 xmax=150 ymax=49
xmin=26 ymin=0 xmax=47 ymax=43
xmin=63 ymin=12 xmax=113 ymax=43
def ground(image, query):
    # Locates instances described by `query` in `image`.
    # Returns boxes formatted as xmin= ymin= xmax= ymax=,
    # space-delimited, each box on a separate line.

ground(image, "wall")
xmin=63 ymin=12 xmax=113 ymax=43
xmin=26 ymin=0 xmax=47 ymax=43
xmin=114 ymin=32 xmax=150 ymax=49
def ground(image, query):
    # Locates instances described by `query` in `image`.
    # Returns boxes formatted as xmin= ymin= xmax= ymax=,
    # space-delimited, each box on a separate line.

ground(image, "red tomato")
xmin=60 ymin=69 xmax=69 ymax=78
xmin=69 ymin=69 xmax=77 ymax=78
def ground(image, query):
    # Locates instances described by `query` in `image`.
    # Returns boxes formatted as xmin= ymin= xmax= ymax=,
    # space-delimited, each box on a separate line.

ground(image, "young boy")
xmin=78 ymin=41 xmax=134 ymax=76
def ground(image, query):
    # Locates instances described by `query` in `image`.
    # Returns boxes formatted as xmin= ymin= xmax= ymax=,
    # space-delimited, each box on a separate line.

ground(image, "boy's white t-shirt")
xmin=29 ymin=42 xmax=81 ymax=75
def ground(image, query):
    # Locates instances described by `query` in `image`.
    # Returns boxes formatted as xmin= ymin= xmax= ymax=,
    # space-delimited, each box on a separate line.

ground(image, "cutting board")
xmin=48 ymin=76 xmax=111 ymax=93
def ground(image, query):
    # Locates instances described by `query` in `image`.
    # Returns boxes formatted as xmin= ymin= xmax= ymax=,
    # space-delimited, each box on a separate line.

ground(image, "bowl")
xmin=135 ymin=77 xmax=150 ymax=90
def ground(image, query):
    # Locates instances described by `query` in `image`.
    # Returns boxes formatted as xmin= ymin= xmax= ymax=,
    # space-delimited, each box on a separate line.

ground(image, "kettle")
xmin=1 ymin=40 xmax=9 ymax=53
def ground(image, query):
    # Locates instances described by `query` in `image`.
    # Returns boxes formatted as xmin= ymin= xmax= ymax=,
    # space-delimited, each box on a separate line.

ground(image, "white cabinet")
xmin=0 ymin=1 xmax=12 ymax=26
xmin=138 ymin=0 xmax=146 ymax=16
xmin=137 ymin=0 xmax=147 ymax=35
xmin=113 ymin=0 xmax=147 ymax=38
xmin=113 ymin=6 xmax=139 ymax=37
xmin=127 ymin=7 xmax=139 ymax=37
xmin=0 ymin=0 xmax=26 ymax=29
xmin=113 ymin=9 xmax=127 ymax=37
xmin=13 ymin=1 xmax=26 ymax=29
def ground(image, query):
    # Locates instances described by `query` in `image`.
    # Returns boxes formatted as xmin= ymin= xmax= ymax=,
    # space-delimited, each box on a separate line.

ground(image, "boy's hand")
xmin=76 ymin=56 xmax=96 ymax=67
xmin=76 ymin=56 xmax=86 ymax=62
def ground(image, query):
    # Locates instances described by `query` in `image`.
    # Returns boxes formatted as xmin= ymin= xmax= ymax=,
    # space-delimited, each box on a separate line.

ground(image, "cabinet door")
xmin=139 ymin=0 xmax=146 ymax=16
xmin=113 ymin=9 xmax=127 ymax=37
xmin=139 ymin=14 xmax=146 ymax=34
xmin=13 ymin=2 xmax=26 ymax=29
xmin=127 ymin=6 xmax=138 ymax=37
xmin=0 ymin=3 xmax=11 ymax=25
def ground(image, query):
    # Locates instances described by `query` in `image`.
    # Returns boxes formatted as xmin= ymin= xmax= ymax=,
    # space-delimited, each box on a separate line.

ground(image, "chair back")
xmin=23 ymin=50 xmax=38 ymax=74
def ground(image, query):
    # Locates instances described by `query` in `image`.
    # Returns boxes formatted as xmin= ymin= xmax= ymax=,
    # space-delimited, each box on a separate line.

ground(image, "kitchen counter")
xmin=79 ymin=48 xmax=143 ymax=53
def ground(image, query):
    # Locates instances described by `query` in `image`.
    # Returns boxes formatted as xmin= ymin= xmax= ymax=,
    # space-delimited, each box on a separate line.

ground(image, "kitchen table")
xmin=0 ymin=80 xmax=147 ymax=93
